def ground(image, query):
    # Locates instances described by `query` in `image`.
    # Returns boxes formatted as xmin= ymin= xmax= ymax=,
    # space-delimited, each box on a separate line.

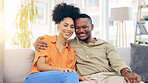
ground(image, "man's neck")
xmin=83 ymin=36 xmax=96 ymax=44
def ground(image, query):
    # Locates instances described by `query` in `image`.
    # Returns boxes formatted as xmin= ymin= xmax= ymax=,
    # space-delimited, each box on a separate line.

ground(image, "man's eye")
xmin=83 ymin=26 xmax=87 ymax=28
xmin=75 ymin=27 xmax=79 ymax=29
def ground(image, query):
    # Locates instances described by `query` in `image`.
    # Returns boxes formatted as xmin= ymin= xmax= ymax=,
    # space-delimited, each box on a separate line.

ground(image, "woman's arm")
xmin=37 ymin=57 xmax=75 ymax=73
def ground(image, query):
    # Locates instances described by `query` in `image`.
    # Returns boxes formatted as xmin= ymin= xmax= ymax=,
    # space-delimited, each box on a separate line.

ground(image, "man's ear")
xmin=91 ymin=24 xmax=94 ymax=31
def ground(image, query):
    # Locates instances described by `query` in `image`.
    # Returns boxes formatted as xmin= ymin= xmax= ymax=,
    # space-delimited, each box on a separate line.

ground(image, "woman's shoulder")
xmin=42 ymin=35 xmax=56 ymax=42
xmin=43 ymin=35 xmax=56 ymax=38
xmin=67 ymin=43 xmax=76 ymax=53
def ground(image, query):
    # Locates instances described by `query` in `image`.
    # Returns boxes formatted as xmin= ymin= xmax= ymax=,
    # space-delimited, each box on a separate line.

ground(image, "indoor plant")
xmin=14 ymin=0 xmax=38 ymax=48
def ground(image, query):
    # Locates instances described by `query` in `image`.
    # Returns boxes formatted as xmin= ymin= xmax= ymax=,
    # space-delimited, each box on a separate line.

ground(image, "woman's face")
xmin=57 ymin=17 xmax=74 ymax=39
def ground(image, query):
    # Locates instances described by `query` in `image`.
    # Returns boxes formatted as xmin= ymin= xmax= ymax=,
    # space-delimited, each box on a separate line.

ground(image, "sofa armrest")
xmin=4 ymin=48 xmax=35 ymax=83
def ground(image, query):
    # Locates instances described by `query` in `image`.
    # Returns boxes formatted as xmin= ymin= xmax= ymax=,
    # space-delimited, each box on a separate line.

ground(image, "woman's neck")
xmin=56 ymin=35 xmax=67 ymax=46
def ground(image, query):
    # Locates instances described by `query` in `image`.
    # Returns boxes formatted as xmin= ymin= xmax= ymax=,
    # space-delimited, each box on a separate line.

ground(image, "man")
xmin=34 ymin=14 xmax=142 ymax=83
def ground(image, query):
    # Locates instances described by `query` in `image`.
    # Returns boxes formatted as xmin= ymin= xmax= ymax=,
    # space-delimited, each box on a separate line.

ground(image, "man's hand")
xmin=33 ymin=36 xmax=48 ymax=52
xmin=79 ymin=77 xmax=91 ymax=82
xmin=124 ymin=72 xmax=141 ymax=83
xmin=59 ymin=68 xmax=76 ymax=73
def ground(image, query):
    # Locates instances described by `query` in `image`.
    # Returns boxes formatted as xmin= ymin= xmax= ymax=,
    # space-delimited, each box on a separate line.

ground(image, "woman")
xmin=25 ymin=3 xmax=80 ymax=83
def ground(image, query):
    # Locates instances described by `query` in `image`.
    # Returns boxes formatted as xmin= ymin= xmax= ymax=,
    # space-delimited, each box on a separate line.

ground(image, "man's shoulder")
xmin=96 ymin=38 xmax=114 ymax=47
xmin=96 ymin=38 xmax=109 ymax=44
xmin=68 ymin=37 xmax=78 ymax=46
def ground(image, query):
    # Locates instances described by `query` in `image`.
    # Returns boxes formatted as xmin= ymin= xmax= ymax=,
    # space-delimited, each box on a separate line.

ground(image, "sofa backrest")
xmin=4 ymin=49 xmax=34 ymax=83
xmin=3 ymin=47 xmax=131 ymax=83
xmin=116 ymin=47 xmax=131 ymax=66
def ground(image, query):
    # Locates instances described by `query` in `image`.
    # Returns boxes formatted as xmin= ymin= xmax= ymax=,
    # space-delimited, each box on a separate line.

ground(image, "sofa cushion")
xmin=116 ymin=47 xmax=131 ymax=66
xmin=4 ymin=49 xmax=35 ymax=83
xmin=130 ymin=43 xmax=148 ymax=82
xmin=0 ymin=43 xmax=4 ymax=83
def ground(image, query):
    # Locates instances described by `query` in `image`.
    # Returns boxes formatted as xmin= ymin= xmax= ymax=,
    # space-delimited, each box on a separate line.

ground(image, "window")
xmin=82 ymin=0 xmax=102 ymax=38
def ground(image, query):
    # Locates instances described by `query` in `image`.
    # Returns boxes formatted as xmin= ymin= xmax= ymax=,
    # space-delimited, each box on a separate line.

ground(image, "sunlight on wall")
xmin=0 ymin=9 xmax=5 ymax=43
xmin=4 ymin=0 xmax=21 ymax=48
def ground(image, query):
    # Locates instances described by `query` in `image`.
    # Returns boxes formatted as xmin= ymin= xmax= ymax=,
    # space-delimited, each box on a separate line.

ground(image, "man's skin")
xmin=34 ymin=17 xmax=142 ymax=83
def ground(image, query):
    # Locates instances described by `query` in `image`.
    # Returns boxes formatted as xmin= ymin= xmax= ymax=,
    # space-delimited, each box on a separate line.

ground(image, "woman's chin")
xmin=63 ymin=35 xmax=71 ymax=39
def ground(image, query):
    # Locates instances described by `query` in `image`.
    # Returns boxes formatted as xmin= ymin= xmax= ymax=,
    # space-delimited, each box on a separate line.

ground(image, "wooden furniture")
xmin=116 ymin=21 xmax=127 ymax=47
xmin=134 ymin=0 xmax=148 ymax=44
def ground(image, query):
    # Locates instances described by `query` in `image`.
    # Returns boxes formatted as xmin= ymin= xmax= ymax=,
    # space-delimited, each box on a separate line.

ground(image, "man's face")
xmin=75 ymin=18 xmax=93 ymax=41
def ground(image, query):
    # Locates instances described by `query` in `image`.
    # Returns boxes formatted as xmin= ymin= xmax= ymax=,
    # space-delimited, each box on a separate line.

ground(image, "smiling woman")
xmin=24 ymin=3 xmax=80 ymax=83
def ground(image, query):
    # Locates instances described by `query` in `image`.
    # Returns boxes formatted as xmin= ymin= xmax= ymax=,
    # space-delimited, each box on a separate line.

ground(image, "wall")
xmin=0 ymin=0 xmax=4 ymax=82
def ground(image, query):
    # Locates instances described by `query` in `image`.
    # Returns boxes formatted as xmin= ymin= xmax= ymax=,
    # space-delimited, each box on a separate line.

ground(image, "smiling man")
xmin=34 ymin=14 xmax=142 ymax=83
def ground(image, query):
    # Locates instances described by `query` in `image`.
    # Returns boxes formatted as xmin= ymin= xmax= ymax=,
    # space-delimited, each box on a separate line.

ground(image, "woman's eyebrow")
xmin=64 ymin=23 xmax=68 ymax=25
xmin=64 ymin=22 xmax=74 ymax=26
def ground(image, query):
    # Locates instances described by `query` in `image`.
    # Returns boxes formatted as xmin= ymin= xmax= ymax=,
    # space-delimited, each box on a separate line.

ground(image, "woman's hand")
xmin=79 ymin=77 xmax=91 ymax=82
xmin=59 ymin=68 xmax=76 ymax=73
xmin=34 ymin=36 xmax=48 ymax=52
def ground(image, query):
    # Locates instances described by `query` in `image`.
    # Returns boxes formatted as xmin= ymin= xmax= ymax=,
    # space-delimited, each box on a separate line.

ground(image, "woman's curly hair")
xmin=52 ymin=3 xmax=80 ymax=24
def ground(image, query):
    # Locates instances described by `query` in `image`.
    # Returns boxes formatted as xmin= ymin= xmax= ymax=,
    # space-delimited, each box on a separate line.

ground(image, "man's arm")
xmin=34 ymin=36 xmax=48 ymax=52
xmin=106 ymin=43 xmax=142 ymax=83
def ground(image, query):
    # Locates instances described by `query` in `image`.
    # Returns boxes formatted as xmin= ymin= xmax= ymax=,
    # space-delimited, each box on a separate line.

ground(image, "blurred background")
xmin=0 ymin=0 xmax=148 ymax=49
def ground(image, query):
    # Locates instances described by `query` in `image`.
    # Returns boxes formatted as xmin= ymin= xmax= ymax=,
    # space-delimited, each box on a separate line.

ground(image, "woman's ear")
xmin=57 ymin=24 xmax=60 ymax=30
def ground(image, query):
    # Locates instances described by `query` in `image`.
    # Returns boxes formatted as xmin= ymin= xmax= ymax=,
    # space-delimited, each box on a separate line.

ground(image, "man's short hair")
xmin=76 ymin=13 xmax=92 ymax=24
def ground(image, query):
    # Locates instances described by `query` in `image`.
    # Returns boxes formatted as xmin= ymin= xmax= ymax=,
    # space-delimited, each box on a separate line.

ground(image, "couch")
xmin=0 ymin=47 xmax=143 ymax=83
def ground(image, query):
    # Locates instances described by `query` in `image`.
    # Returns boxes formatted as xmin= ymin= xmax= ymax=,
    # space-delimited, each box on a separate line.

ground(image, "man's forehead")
xmin=76 ymin=18 xmax=90 ymax=22
xmin=75 ymin=18 xmax=90 ymax=26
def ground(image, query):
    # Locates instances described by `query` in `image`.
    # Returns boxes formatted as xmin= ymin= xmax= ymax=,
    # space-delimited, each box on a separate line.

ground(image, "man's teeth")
xmin=80 ymin=34 xmax=85 ymax=36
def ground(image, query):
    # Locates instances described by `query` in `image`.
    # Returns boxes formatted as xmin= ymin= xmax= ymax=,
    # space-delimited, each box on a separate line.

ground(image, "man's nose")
xmin=80 ymin=28 xmax=84 ymax=32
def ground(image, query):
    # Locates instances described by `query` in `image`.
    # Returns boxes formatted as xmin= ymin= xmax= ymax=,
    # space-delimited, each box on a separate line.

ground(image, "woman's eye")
xmin=71 ymin=26 xmax=74 ymax=28
xmin=64 ymin=25 xmax=67 ymax=27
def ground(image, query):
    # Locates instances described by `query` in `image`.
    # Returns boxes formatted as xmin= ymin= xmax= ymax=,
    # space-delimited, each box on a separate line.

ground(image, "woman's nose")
xmin=67 ymin=26 xmax=71 ymax=30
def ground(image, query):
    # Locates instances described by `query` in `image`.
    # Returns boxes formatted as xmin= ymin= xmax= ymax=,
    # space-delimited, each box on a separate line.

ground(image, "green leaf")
xmin=14 ymin=0 xmax=38 ymax=48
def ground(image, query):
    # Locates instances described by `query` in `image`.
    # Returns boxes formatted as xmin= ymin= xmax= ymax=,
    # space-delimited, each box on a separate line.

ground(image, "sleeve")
xmin=71 ymin=47 xmax=77 ymax=70
xmin=33 ymin=36 xmax=50 ymax=67
xmin=106 ymin=43 xmax=131 ymax=75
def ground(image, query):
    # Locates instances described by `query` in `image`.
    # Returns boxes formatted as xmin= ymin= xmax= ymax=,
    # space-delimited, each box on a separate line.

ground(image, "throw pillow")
xmin=130 ymin=43 xmax=148 ymax=82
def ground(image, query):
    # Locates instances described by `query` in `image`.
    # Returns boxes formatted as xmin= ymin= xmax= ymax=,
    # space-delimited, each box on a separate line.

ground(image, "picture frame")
xmin=34 ymin=1 xmax=47 ymax=25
